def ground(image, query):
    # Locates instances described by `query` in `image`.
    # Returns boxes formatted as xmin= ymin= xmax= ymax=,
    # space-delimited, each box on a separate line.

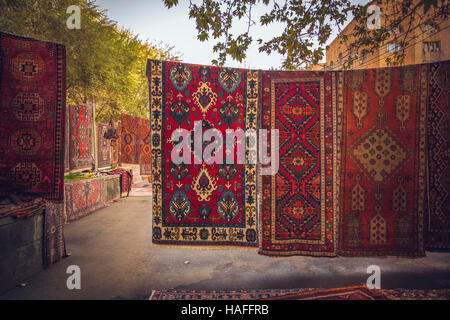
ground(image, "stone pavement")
xmin=1 ymin=196 xmax=449 ymax=300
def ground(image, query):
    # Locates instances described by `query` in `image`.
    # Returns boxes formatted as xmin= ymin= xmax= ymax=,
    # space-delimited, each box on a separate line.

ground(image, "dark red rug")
xmin=43 ymin=200 xmax=66 ymax=266
xmin=150 ymin=286 xmax=450 ymax=300
xmin=0 ymin=193 xmax=46 ymax=219
xmin=337 ymin=66 xmax=427 ymax=257
xmin=69 ymin=104 xmax=94 ymax=171
xmin=259 ymin=70 xmax=337 ymax=256
xmin=147 ymin=60 xmax=259 ymax=247
xmin=426 ymin=61 xmax=450 ymax=249
xmin=0 ymin=32 xmax=65 ymax=200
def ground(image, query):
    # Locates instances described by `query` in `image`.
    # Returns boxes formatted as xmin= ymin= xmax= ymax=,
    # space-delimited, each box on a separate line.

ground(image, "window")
xmin=387 ymin=43 xmax=403 ymax=53
xmin=423 ymin=41 xmax=441 ymax=52
xmin=389 ymin=26 xmax=402 ymax=34
xmin=422 ymin=23 xmax=439 ymax=33
xmin=359 ymin=53 xmax=368 ymax=65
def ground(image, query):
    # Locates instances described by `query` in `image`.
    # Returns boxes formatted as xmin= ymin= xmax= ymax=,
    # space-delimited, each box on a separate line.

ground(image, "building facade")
xmin=326 ymin=0 xmax=450 ymax=70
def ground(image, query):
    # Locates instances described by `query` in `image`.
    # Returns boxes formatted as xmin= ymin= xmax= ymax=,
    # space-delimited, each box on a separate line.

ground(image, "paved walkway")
xmin=1 ymin=196 xmax=450 ymax=299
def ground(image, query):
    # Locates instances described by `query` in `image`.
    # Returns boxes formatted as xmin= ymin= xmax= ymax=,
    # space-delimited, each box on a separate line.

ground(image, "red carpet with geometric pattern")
xmin=69 ymin=104 xmax=94 ymax=171
xmin=0 ymin=32 xmax=66 ymax=200
xmin=259 ymin=70 xmax=337 ymax=256
xmin=120 ymin=113 xmax=151 ymax=175
xmin=337 ymin=66 xmax=427 ymax=257
xmin=147 ymin=60 xmax=259 ymax=247
xmin=426 ymin=61 xmax=450 ymax=249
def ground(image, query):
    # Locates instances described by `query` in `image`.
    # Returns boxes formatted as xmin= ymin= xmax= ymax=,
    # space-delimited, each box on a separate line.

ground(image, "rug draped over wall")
xmin=337 ymin=66 xmax=427 ymax=257
xmin=0 ymin=32 xmax=65 ymax=200
xmin=120 ymin=113 xmax=151 ymax=175
xmin=97 ymin=122 xmax=111 ymax=169
xmin=426 ymin=61 xmax=450 ymax=249
xmin=69 ymin=104 xmax=94 ymax=171
xmin=147 ymin=60 xmax=259 ymax=247
xmin=259 ymin=71 xmax=337 ymax=256
xmin=64 ymin=177 xmax=106 ymax=223
xmin=43 ymin=200 xmax=66 ymax=266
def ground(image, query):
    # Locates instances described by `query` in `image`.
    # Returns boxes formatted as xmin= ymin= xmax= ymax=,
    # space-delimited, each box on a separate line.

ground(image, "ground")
xmin=1 ymin=196 xmax=450 ymax=300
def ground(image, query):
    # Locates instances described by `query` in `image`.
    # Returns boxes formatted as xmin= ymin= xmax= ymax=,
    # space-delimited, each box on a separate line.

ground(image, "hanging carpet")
xmin=0 ymin=32 xmax=66 ymax=200
xmin=426 ymin=61 xmax=450 ymax=249
xmin=69 ymin=104 xmax=94 ymax=171
xmin=120 ymin=113 xmax=151 ymax=175
xmin=97 ymin=122 xmax=111 ymax=169
xmin=336 ymin=66 xmax=427 ymax=257
xmin=259 ymin=70 xmax=337 ymax=256
xmin=147 ymin=60 xmax=259 ymax=247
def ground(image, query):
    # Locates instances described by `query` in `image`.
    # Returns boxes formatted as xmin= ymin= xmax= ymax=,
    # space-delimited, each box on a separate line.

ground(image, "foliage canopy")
xmin=0 ymin=0 xmax=179 ymax=121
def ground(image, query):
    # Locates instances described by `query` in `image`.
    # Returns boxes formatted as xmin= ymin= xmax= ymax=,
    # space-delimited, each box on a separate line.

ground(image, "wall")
xmin=0 ymin=211 xmax=44 ymax=295
xmin=103 ymin=174 xmax=121 ymax=203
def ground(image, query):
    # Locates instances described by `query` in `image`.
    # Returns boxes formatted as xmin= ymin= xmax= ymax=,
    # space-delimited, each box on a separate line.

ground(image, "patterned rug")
xmin=0 ymin=193 xmax=46 ymax=219
xmin=259 ymin=71 xmax=337 ymax=256
xmin=43 ymin=200 xmax=66 ymax=266
xmin=69 ymin=104 xmax=94 ymax=171
xmin=263 ymin=286 xmax=388 ymax=300
xmin=64 ymin=177 xmax=106 ymax=223
xmin=0 ymin=32 xmax=66 ymax=200
xmin=97 ymin=122 xmax=111 ymax=169
xmin=426 ymin=61 xmax=450 ymax=249
xmin=111 ymin=120 xmax=121 ymax=166
xmin=149 ymin=287 xmax=450 ymax=300
xmin=147 ymin=60 xmax=259 ymax=247
xmin=381 ymin=289 xmax=450 ymax=300
xmin=149 ymin=288 xmax=315 ymax=300
xmin=337 ymin=66 xmax=427 ymax=257
xmin=120 ymin=113 xmax=151 ymax=175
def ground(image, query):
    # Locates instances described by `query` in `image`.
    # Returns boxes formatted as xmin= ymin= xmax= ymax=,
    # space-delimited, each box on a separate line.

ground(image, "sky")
xmin=94 ymin=0 xmax=368 ymax=69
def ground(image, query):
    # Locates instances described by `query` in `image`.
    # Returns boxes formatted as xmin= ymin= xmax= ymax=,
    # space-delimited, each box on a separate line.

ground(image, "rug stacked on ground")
xmin=337 ymin=66 xmax=427 ymax=257
xmin=149 ymin=286 xmax=450 ymax=300
xmin=0 ymin=32 xmax=66 ymax=200
xmin=97 ymin=122 xmax=111 ymax=169
xmin=147 ymin=60 xmax=259 ymax=247
xmin=426 ymin=61 xmax=450 ymax=249
xmin=64 ymin=177 xmax=106 ymax=223
xmin=69 ymin=104 xmax=94 ymax=171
